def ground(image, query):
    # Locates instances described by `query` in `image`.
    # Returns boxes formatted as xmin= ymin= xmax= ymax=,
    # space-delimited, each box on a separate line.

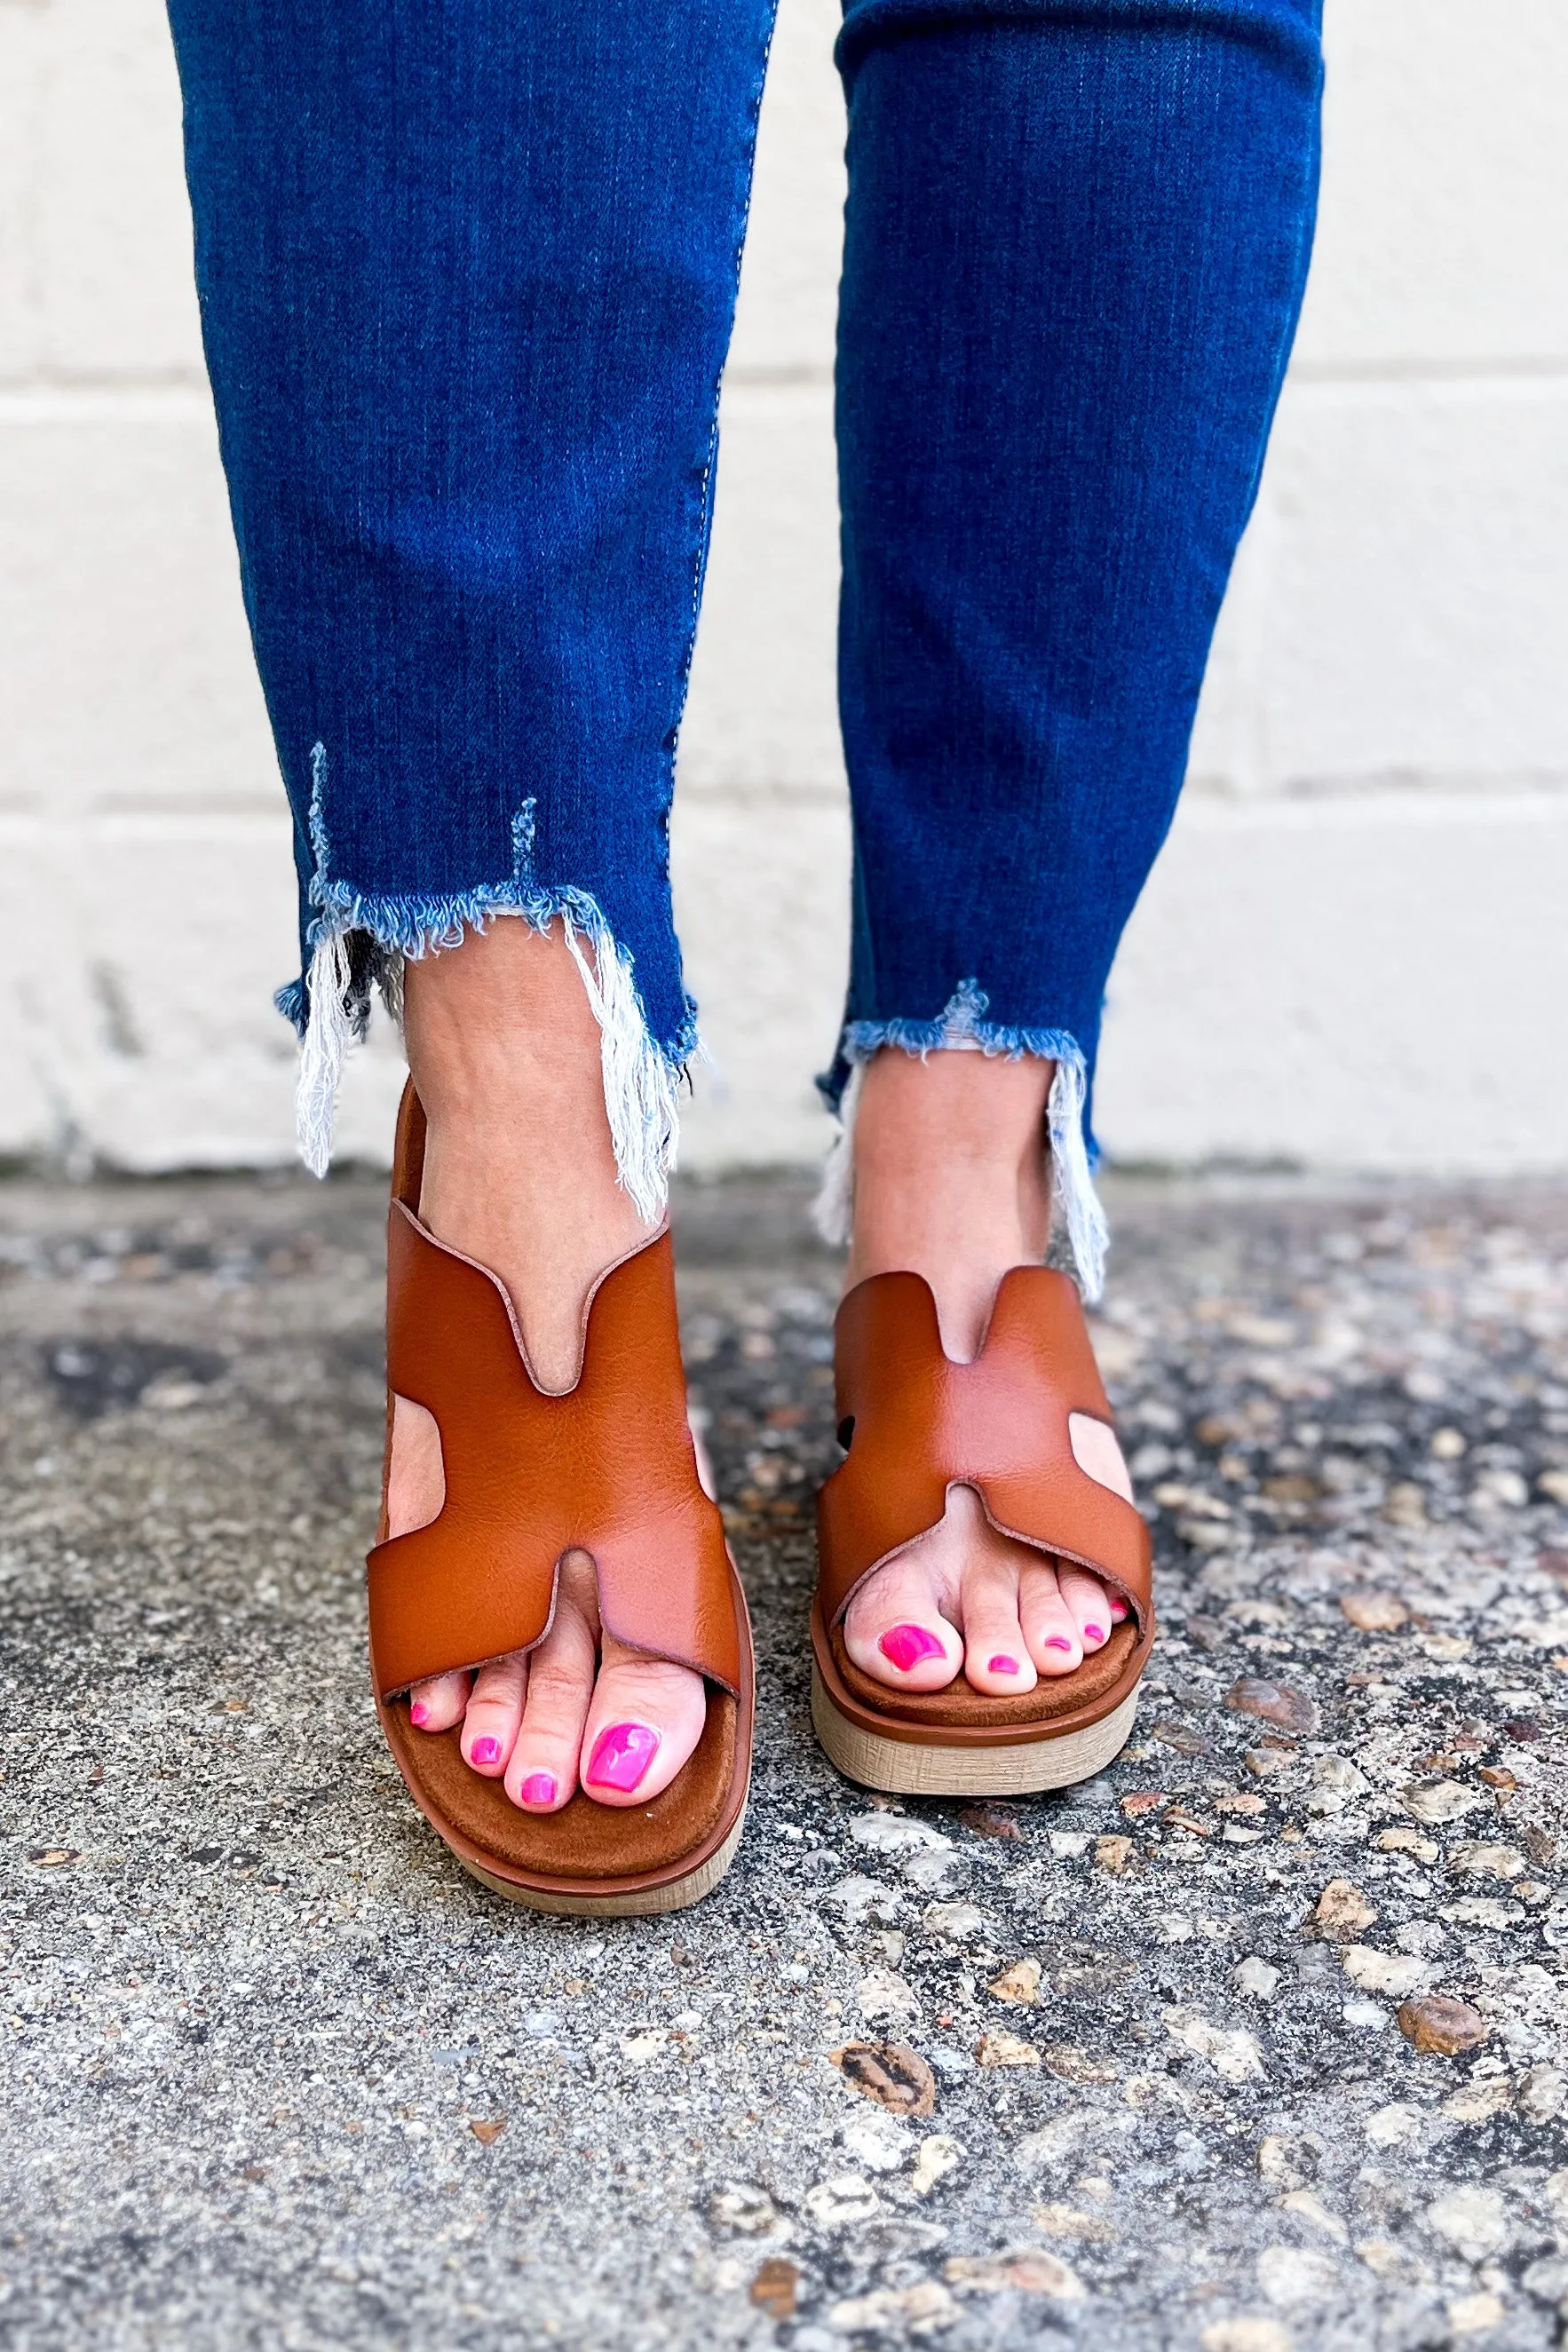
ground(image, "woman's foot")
xmin=841 ymin=1048 xmax=1132 ymax=1696
xmin=389 ymin=919 xmax=709 ymax=1811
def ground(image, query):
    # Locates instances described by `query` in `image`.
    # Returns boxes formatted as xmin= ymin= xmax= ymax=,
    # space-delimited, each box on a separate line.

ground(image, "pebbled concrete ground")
xmin=0 ymin=1167 xmax=1565 ymax=2352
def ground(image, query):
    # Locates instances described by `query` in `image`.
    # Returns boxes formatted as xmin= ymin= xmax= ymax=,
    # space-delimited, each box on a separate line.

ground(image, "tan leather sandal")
xmin=367 ymin=1083 xmax=753 ymax=1914
xmin=812 ymin=1265 xmax=1152 ymax=1796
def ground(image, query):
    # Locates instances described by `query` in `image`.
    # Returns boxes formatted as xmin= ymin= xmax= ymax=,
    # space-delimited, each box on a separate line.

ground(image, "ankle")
xmin=401 ymin=920 xmax=641 ymax=1253
xmin=848 ymin=1223 xmax=1033 ymax=1360
xmin=851 ymin=1052 xmax=1050 ymax=1208
xmin=415 ymin=1045 xmax=606 ymax=1145
xmin=851 ymin=1107 xmax=1051 ymax=1260
xmin=416 ymin=1120 xmax=650 ymax=1389
xmin=402 ymin=915 xmax=610 ymax=1125
xmin=401 ymin=949 xmax=653 ymax=1384
xmin=845 ymin=1051 xmax=1055 ymax=1354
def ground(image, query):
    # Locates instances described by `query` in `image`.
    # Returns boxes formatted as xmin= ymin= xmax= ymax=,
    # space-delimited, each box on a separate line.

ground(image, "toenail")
xmin=470 ymin=1736 xmax=502 ymax=1766
xmin=409 ymin=1701 xmax=430 ymax=1727
xmin=586 ymin=1722 xmax=660 ymax=1793
xmin=878 ymin=1624 xmax=946 ymax=1672
xmin=1110 ymin=1599 xmax=1128 ymax=1620
xmin=987 ymin=1653 xmax=1021 ymax=1675
xmin=1045 ymin=1635 xmax=1073 ymax=1652
xmin=1083 ymin=1624 xmax=1105 ymax=1644
xmin=519 ymin=1771 xmax=557 ymax=1807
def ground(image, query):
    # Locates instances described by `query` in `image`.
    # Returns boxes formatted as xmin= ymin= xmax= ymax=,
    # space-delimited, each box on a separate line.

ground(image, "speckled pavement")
xmin=1 ymin=1168 xmax=1564 ymax=2352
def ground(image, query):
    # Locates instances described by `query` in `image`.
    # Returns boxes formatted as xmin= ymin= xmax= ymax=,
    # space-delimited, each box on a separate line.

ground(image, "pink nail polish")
xmin=586 ymin=1722 xmax=660 ymax=1793
xmin=878 ymin=1624 xmax=946 ymax=1672
xmin=470 ymin=1736 xmax=501 ymax=1767
xmin=988 ymin=1654 xmax=1021 ymax=1675
xmin=409 ymin=1701 xmax=430 ymax=1728
xmin=1045 ymin=1635 xmax=1073 ymax=1653
xmin=519 ymin=1771 xmax=557 ymax=1807
xmin=1110 ymin=1599 xmax=1128 ymax=1621
xmin=1083 ymin=1624 xmax=1106 ymax=1644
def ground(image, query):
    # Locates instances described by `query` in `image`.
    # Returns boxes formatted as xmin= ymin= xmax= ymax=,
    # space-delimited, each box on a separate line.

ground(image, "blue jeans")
xmin=165 ymin=0 xmax=1322 ymax=1292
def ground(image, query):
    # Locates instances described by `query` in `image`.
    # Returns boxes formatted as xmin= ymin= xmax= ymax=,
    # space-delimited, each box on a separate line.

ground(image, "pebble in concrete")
xmin=1 ymin=1169 xmax=1565 ymax=2347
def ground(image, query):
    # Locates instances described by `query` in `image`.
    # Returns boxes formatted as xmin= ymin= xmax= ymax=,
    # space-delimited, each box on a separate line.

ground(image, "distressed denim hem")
xmin=278 ymin=886 xmax=695 ymax=1224
xmin=277 ymin=745 xmax=693 ymax=1221
xmin=812 ymin=978 xmax=1110 ymax=1301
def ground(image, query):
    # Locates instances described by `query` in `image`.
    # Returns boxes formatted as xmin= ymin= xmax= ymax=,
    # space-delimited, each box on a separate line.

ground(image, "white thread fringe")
xmin=559 ymin=915 xmax=682 ymax=1224
xmin=1046 ymin=1054 xmax=1108 ymax=1303
xmin=297 ymin=931 xmax=358 ymax=1179
xmin=812 ymin=1061 xmax=862 ymax=1250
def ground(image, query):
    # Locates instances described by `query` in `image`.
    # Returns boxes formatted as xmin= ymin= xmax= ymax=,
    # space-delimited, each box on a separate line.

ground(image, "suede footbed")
xmin=384 ymin=1689 xmax=736 ymax=1882
xmin=825 ymin=1616 xmax=1139 ymax=1728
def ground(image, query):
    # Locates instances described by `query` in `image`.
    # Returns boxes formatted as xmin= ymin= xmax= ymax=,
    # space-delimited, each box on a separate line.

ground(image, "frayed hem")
xmin=812 ymin=978 xmax=1109 ymax=1303
xmin=281 ymin=749 xmax=690 ymax=1219
xmin=812 ymin=1060 xmax=863 ymax=1256
xmin=285 ymin=885 xmax=693 ymax=1224
xmin=836 ymin=974 xmax=1082 ymax=1073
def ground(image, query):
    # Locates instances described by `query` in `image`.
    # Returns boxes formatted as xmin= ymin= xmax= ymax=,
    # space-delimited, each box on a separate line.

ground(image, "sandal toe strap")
xmin=815 ymin=1265 xmax=1152 ymax=1627
xmin=368 ymin=1204 xmax=740 ymax=1699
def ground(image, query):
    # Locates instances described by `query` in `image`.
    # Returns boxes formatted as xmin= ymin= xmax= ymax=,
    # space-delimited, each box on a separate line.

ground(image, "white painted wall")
xmin=2 ymin=0 xmax=1564 ymax=1177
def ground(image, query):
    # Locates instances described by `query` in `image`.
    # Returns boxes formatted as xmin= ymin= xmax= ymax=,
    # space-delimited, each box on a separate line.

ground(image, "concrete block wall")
xmin=2 ymin=0 xmax=1564 ymax=1179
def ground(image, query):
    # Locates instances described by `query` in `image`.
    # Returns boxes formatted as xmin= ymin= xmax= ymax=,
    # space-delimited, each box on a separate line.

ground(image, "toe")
xmin=408 ymin=1669 xmax=471 ymax=1733
xmin=843 ymin=1542 xmax=962 ymax=1691
xmin=1018 ymin=1560 xmax=1084 ymax=1675
xmin=503 ymin=1555 xmax=599 ymax=1811
xmin=1057 ymin=1566 xmax=1114 ymax=1654
xmin=956 ymin=1546 xmax=1037 ymax=1695
xmin=461 ymin=1651 xmax=527 ymax=1774
xmin=580 ymin=1641 xmax=707 ymax=1808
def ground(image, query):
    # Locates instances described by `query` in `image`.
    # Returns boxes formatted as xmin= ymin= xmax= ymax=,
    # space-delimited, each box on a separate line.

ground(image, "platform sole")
xmin=812 ymin=1671 xmax=1139 ymax=1797
xmin=459 ymin=1800 xmax=748 ymax=1918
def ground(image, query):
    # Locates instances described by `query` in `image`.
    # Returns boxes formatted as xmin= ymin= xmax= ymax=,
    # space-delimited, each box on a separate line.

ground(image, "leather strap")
xmin=367 ymin=1091 xmax=739 ymax=1700
xmin=816 ymin=1267 xmax=1152 ymax=1627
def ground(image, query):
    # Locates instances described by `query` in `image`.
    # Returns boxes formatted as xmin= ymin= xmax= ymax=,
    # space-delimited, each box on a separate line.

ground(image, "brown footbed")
xmin=825 ymin=1614 xmax=1140 ymax=1729
xmin=382 ymin=1683 xmax=737 ymax=1883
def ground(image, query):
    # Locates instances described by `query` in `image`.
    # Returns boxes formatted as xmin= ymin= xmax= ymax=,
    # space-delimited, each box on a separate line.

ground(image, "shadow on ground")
xmin=0 ymin=1168 xmax=1564 ymax=2349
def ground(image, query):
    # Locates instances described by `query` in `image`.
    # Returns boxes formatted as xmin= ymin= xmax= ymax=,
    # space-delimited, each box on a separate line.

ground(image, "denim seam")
xmin=835 ymin=2 xmax=1324 ymax=94
xmin=666 ymin=4 xmax=780 ymax=796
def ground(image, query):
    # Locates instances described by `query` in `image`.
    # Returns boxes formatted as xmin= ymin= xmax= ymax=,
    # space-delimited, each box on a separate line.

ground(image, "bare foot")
xmin=390 ymin=918 xmax=708 ymax=1810
xmin=841 ymin=1048 xmax=1131 ymax=1695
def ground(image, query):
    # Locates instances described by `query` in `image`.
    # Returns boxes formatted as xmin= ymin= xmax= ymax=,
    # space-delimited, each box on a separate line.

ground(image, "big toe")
xmin=843 ymin=1547 xmax=962 ymax=1691
xmin=580 ymin=1642 xmax=708 ymax=1808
